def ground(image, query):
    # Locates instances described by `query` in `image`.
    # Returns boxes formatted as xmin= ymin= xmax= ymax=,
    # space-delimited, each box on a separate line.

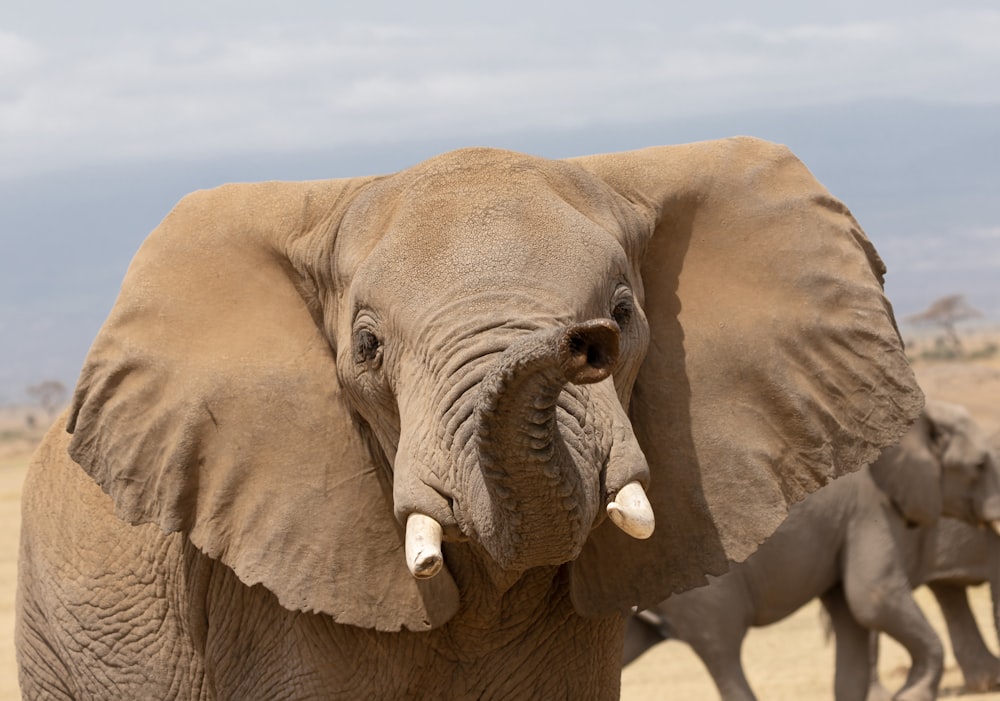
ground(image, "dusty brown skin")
xmin=625 ymin=400 xmax=1000 ymax=701
xmin=16 ymin=138 xmax=922 ymax=700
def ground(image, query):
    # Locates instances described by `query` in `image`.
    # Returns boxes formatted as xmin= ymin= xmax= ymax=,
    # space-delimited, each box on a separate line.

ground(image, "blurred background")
xmin=2 ymin=1 xmax=999 ymax=698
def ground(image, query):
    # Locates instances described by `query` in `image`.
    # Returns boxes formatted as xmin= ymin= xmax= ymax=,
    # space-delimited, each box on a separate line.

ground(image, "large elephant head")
xmin=869 ymin=399 xmax=1000 ymax=528
xmin=66 ymin=137 xmax=922 ymax=631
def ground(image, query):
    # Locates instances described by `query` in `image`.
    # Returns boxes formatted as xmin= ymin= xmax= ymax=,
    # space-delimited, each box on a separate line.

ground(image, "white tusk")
xmin=405 ymin=513 xmax=444 ymax=579
xmin=990 ymin=520 xmax=1000 ymax=538
xmin=607 ymin=481 xmax=655 ymax=540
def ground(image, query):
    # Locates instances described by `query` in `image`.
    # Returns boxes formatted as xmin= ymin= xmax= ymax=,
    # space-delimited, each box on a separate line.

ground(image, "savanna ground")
xmin=0 ymin=330 xmax=998 ymax=700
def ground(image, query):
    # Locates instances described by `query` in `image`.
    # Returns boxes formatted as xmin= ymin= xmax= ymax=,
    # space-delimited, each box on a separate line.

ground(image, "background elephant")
xmin=623 ymin=401 xmax=1000 ymax=701
xmin=867 ymin=519 xmax=1000 ymax=697
xmin=15 ymin=138 xmax=921 ymax=700
xmin=866 ymin=417 xmax=1000 ymax=698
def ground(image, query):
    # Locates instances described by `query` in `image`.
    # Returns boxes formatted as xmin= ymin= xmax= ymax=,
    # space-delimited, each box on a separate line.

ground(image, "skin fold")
xmin=16 ymin=138 xmax=923 ymax=700
xmin=624 ymin=401 xmax=1000 ymax=701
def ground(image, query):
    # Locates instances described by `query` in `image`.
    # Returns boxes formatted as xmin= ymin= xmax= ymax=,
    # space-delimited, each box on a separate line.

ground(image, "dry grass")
xmin=622 ymin=588 xmax=999 ymax=700
xmin=0 ymin=451 xmax=30 ymax=700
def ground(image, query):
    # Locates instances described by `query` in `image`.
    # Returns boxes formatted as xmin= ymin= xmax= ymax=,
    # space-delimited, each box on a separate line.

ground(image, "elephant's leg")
xmin=868 ymin=603 xmax=942 ymax=701
xmin=658 ymin=587 xmax=757 ymax=701
xmin=679 ymin=623 xmax=756 ymax=701
xmin=15 ymin=605 xmax=76 ymax=701
xmin=822 ymin=586 xmax=875 ymax=701
xmin=929 ymin=581 xmax=1000 ymax=692
xmin=842 ymin=543 xmax=943 ymax=701
xmin=865 ymin=631 xmax=894 ymax=701
xmin=622 ymin=613 xmax=668 ymax=666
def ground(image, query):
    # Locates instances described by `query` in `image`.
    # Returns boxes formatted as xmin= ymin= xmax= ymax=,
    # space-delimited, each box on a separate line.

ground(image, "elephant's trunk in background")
xmin=465 ymin=319 xmax=620 ymax=571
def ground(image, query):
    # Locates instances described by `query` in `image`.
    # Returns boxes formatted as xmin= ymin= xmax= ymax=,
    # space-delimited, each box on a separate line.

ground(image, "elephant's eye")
xmin=353 ymin=329 xmax=382 ymax=366
xmin=612 ymin=298 xmax=634 ymax=327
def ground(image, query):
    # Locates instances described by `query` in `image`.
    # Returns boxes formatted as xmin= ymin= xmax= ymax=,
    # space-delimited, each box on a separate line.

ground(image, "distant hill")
xmin=2 ymin=98 xmax=998 ymax=401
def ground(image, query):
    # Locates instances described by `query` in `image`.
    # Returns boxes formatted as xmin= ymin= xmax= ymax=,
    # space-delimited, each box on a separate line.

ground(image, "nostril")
xmin=586 ymin=344 xmax=608 ymax=369
xmin=568 ymin=335 xmax=609 ymax=369
xmin=562 ymin=319 xmax=621 ymax=384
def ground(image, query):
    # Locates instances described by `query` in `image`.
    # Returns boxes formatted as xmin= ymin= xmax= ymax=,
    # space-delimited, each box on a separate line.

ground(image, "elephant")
xmin=15 ymin=137 xmax=922 ymax=700
xmin=916 ymin=522 xmax=1000 ymax=693
xmin=866 ymin=414 xmax=1000 ymax=698
xmin=867 ymin=519 xmax=1000 ymax=697
xmin=622 ymin=400 xmax=1000 ymax=701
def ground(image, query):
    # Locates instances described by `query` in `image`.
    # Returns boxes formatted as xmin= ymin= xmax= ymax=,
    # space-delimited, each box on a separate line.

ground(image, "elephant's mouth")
xmin=401 ymin=471 xmax=654 ymax=580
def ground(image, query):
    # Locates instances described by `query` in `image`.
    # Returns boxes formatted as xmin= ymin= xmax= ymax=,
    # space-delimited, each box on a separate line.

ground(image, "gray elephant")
xmin=922 ymin=523 xmax=1000 ymax=692
xmin=15 ymin=138 xmax=922 ymax=700
xmin=867 ymin=518 xmax=1000 ymax=697
xmin=623 ymin=400 xmax=1000 ymax=701
xmin=867 ymin=415 xmax=1000 ymax=698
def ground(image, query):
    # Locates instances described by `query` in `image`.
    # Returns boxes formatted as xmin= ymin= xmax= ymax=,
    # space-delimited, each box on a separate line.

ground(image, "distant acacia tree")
xmin=906 ymin=294 xmax=982 ymax=356
xmin=26 ymin=380 xmax=68 ymax=422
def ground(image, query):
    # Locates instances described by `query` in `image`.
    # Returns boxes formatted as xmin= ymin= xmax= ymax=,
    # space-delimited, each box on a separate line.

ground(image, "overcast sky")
xmin=4 ymin=1 xmax=999 ymax=180
xmin=2 ymin=1 xmax=1000 ymax=401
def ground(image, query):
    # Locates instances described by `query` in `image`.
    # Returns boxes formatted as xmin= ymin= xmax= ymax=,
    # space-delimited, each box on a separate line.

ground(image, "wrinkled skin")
xmin=624 ymin=401 xmax=1000 ymax=701
xmin=16 ymin=138 xmax=923 ymax=700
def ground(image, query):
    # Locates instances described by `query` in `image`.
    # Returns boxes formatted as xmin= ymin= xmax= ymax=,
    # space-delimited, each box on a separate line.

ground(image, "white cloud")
xmin=0 ymin=31 xmax=41 ymax=75
xmin=1 ymin=8 xmax=999 ymax=179
xmin=885 ymin=225 xmax=1000 ymax=274
xmin=972 ymin=226 xmax=1000 ymax=241
xmin=709 ymin=20 xmax=896 ymax=44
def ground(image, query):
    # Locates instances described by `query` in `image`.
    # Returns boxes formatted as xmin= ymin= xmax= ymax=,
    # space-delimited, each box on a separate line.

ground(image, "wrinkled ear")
xmin=869 ymin=413 xmax=942 ymax=526
xmin=67 ymin=178 xmax=458 ymax=632
xmin=567 ymin=137 xmax=923 ymax=615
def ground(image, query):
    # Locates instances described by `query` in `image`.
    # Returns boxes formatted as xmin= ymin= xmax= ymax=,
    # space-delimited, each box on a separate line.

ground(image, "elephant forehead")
xmin=361 ymin=194 xmax=627 ymax=308
xmin=336 ymin=147 xmax=635 ymax=289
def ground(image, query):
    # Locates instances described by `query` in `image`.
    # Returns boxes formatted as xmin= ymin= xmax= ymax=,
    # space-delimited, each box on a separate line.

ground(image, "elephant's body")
xmin=624 ymin=403 xmax=1000 ymax=701
xmin=868 ymin=519 xmax=1000 ymax=696
xmin=18 ymin=427 xmax=623 ymax=700
xmin=626 ymin=469 xmax=943 ymax=701
xmin=15 ymin=139 xmax=923 ymax=699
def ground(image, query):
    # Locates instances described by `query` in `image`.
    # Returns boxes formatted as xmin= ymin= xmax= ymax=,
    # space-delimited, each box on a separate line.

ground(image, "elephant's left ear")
xmin=567 ymin=137 xmax=924 ymax=615
xmin=66 ymin=178 xmax=459 ymax=632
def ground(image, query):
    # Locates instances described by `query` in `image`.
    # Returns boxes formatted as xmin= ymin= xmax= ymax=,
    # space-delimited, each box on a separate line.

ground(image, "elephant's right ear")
xmin=66 ymin=178 xmax=459 ymax=632
xmin=567 ymin=137 xmax=924 ymax=615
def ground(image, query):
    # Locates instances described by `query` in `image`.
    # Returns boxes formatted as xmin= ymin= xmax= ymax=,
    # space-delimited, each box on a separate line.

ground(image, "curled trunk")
xmin=465 ymin=320 xmax=620 ymax=570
